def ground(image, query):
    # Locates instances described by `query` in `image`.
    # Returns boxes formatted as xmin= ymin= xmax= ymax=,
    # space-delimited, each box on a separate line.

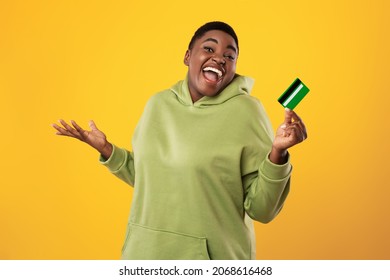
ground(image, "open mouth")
xmin=202 ymin=66 xmax=223 ymax=82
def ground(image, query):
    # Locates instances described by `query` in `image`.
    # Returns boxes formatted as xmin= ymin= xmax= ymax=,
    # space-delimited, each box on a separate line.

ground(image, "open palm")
xmin=52 ymin=120 xmax=108 ymax=153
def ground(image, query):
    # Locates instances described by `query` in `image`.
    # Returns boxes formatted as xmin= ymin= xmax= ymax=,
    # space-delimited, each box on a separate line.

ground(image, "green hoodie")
xmin=100 ymin=75 xmax=292 ymax=260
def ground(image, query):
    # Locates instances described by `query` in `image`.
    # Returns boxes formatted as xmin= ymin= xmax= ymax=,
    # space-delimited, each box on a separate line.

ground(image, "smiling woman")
xmin=52 ymin=21 xmax=307 ymax=260
xmin=184 ymin=28 xmax=238 ymax=102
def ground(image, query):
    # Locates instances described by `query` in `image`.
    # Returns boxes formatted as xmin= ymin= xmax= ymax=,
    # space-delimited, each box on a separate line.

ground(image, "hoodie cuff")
xmin=99 ymin=144 xmax=127 ymax=172
xmin=261 ymin=152 xmax=292 ymax=180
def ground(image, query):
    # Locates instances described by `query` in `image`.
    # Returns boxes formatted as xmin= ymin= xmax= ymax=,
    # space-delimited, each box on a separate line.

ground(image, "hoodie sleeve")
xmin=243 ymin=154 xmax=291 ymax=223
xmin=99 ymin=144 xmax=135 ymax=187
xmin=241 ymin=97 xmax=292 ymax=223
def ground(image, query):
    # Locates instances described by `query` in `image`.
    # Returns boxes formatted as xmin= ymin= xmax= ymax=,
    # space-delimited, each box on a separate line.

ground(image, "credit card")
xmin=278 ymin=78 xmax=309 ymax=110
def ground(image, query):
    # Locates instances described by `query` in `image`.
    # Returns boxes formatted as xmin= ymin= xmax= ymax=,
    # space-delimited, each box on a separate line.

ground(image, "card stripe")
xmin=278 ymin=78 xmax=302 ymax=104
xmin=283 ymin=83 xmax=303 ymax=107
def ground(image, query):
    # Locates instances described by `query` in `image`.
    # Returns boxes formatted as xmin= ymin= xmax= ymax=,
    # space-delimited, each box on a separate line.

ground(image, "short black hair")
xmin=188 ymin=21 xmax=239 ymax=53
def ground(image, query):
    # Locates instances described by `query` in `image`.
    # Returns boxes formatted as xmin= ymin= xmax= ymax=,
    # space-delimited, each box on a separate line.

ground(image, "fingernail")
xmin=281 ymin=124 xmax=287 ymax=129
xmin=285 ymin=107 xmax=291 ymax=112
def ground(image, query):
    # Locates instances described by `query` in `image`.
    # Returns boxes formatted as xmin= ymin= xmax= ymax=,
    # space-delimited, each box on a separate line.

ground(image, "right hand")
xmin=52 ymin=120 xmax=113 ymax=159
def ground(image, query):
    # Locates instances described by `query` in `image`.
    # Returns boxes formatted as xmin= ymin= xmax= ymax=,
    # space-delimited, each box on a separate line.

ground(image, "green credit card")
xmin=278 ymin=78 xmax=309 ymax=110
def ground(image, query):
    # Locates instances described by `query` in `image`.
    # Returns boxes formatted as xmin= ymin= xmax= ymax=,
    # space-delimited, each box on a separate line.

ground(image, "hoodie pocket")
xmin=121 ymin=223 xmax=210 ymax=260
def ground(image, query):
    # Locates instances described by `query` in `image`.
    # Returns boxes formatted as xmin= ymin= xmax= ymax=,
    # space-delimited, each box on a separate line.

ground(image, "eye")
xmin=224 ymin=54 xmax=235 ymax=61
xmin=203 ymin=46 xmax=214 ymax=53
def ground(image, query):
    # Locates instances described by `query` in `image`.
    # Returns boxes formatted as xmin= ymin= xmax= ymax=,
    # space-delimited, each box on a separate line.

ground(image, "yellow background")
xmin=1 ymin=0 xmax=389 ymax=259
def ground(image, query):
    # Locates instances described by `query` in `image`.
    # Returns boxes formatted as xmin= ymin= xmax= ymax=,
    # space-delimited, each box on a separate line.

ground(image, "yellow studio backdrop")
xmin=1 ymin=0 xmax=389 ymax=259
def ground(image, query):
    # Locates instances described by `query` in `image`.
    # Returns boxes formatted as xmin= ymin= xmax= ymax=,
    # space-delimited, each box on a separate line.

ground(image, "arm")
xmin=269 ymin=108 xmax=308 ymax=164
xmin=52 ymin=119 xmax=113 ymax=159
xmin=243 ymin=108 xmax=307 ymax=223
xmin=52 ymin=119 xmax=135 ymax=186
xmin=243 ymin=154 xmax=291 ymax=223
xmin=99 ymin=144 xmax=135 ymax=186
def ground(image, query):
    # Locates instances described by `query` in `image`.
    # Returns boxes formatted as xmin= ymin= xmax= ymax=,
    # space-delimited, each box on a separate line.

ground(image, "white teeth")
xmin=203 ymin=67 xmax=222 ymax=78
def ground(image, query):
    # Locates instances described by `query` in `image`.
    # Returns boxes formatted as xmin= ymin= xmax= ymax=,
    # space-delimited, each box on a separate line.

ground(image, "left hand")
xmin=273 ymin=108 xmax=307 ymax=151
xmin=269 ymin=109 xmax=307 ymax=164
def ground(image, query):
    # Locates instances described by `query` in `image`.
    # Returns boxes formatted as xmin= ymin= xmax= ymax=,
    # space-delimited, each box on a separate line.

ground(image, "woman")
xmin=52 ymin=21 xmax=307 ymax=260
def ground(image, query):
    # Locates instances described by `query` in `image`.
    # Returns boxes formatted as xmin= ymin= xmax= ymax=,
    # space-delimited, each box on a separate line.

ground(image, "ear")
xmin=184 ymin=50 xmax=190 ymax=66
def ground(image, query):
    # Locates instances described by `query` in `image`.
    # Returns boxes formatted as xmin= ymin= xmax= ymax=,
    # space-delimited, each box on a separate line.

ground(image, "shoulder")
xmin=143 ymin=88 xmax=174 ymax=110
xmin=228 ymin=94 xmax=274 ymax=137
xmin=231 ymin=94 xmax=269 ymax=119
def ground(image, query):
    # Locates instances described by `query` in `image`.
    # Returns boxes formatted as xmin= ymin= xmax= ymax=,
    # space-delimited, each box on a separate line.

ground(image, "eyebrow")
xmin=202 ymin=37 xmax=237 ymax=53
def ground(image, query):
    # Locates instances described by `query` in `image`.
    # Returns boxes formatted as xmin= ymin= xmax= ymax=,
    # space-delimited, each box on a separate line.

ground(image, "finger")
xmin=51 ymin=123 xmax=64 ymax=134
xmin=70 ymin=120 xmax=85 ymax=133
xmin=283 ymin=108 xmax=294 ymax=125
xmin=290 ymin=123 xmax=306 ymax=142
xmin=59 ymin=119 xmax=82 ymax=138
xmin=295 ymin=121 xmax=307 ymax=140
xmin=51 ymin=123 xmax=74 ymax=137
xmin=71 ymin=120 xmax=91 ymax=141
xmin=59 ymin=119 xmax=75 ymax=132
xmin=290 ymin=110 xmax=302 ymax=122
xmin=290 ymin=111 xmax=308 ymax=139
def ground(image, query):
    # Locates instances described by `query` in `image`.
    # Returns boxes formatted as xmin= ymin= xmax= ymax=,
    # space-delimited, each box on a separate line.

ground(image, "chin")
xmin=200 ymin=84 xmax=224 ymax=97
xmin=202 ymin=89 xmax=221 ymax=98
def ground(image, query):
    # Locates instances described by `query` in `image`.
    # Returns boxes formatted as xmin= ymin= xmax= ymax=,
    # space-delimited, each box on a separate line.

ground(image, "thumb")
xmin=88 ymin=120 xmax=98 ymax=131
xmin=283 ymin=108 xmax=293 ymax=126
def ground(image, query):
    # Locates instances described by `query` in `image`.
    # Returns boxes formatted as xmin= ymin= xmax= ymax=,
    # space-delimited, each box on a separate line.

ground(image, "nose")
xmin=212 ymin=54 xmax=226 ymax=65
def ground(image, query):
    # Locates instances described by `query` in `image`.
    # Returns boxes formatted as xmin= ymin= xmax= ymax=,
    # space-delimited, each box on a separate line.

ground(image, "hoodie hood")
xmin=170 ymin=74 xmax=255 ymax=108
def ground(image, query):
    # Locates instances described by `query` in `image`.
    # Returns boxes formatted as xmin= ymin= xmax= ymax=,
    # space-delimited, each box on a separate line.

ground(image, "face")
xmin=184 ymin=30 xmax=238 ymax=103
